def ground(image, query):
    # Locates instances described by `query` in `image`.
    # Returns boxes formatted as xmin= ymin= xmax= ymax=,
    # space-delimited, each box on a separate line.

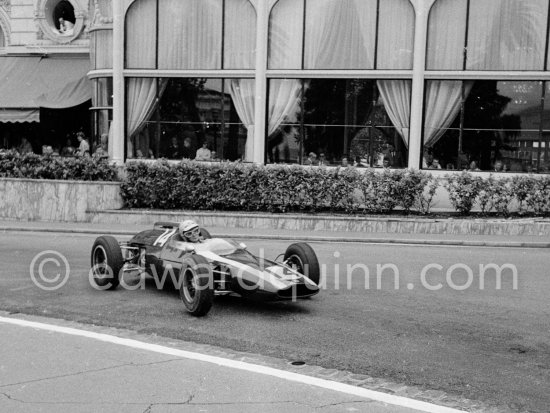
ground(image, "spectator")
xmin=468 ymin=161 xmax=480 ymax=171
xmin=305 ymin=152 xmax=318 ymax=165
xmin=382 ymin=157 xmax=391 ymax=169
xmin=341 ymin=156 xmax=349 ymax=167
xmin=75 ymin=132 xmax=90 ymax=157
xmin=93 ymin=146 xmax=108 ymax=159
xmin=428 ymin=158 xmax=442 ymax=169
xmin=446 ymin=163 xmax=456 ymax=170
xmin=318 ymin=152 xmax=328 ymax=166
xmin=493 ymin=160 xmax=503 ymax=172
xmin=58 ymin=18 xmax=74 ymax=35
xmin=18 ymin=137 xmax=33 ymax=154
xmin=181 ymin=137 xmax=194 ymax=159
xmin=210 ymin=150 xmax=220 ymax=161
xmin=166 ymin=137 xmax=180 ymax=159
xmin=61 ymin=138 xmax=75 ymax=156
xmin=195 ymin=141 xmax=212 ymax=161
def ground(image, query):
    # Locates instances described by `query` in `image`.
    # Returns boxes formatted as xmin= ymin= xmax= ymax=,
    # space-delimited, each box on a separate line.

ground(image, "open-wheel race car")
xmin=90 ymin=222 xmax=320 ymax=316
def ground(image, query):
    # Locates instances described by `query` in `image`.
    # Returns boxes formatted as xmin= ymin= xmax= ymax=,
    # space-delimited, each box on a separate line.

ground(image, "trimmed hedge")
xmin=0 ymin=150 xmax=118 ymax=182
xmin=121 ymin=160 xmax=439 ymax=214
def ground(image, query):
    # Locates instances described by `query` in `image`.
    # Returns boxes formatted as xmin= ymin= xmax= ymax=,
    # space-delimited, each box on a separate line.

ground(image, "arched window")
xmin=125 ymin=0 xmax=257 ymax=70
xmin=268 ymin=0 xmax=414 ymax=70
xmin=427 ymin=0 xmax=549 ymax=71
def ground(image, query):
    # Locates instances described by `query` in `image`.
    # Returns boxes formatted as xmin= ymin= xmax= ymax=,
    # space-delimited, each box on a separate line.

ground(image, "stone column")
xmin=110 ymin=0 xmax=125 ymax=165
xmin=407 ymin=0 xmax=436 ymax=169
xmin=252 ymin=0 xmax=269 ymax=164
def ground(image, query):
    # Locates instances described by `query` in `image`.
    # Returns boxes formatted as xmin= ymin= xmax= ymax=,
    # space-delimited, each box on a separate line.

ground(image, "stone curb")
xmin=0 ymin=311 xmax=513 ymax=413
xmin=1 ymin=226 xmax=549 ymax=248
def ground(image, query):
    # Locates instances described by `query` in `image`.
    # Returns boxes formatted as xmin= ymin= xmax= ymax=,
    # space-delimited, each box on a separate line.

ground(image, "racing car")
xmin=90 ymin=222 xmax=320 ymax=316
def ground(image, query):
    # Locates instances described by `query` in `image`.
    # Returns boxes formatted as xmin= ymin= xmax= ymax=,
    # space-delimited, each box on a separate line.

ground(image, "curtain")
xmin=304 ymin=0 xmax=375 ymax=69
xmin=467 ymin=0 xmax=547 ymax=70
xmin=376 ymin=0 xmax=414 ymax=69
xmin=228 ymin=79 xmax=255 ymax=160
xmin=267 ymin=79 xmax=302 ymax=136
xmin=224 ymin=0 xmax=256 ymax=69
xmin=426 ymin=0 xmax=467 ymax=70
xmin=91 ymin=29 xmax=113 ymax=70
xmin=268 ymin=0 xmax=303 ymax=69
xmin=126 ymin=78 xmax=167 ymax=156
xmin=158 ymin=0 xmax=222 ymax=69
xmin=423 ymin=81 xmax=473 ymax=148
xmin=377 ymin=81 xmax=411 ymax=148
xmin=125 ymin=0 xmax=156 ymax=69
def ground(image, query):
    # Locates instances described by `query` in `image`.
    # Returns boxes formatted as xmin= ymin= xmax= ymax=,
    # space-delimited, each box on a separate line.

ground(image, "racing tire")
xmin=179 ymin=255 xmax=214 ymax=317
xmin=90 ymin=236 xmax=123 ymax=290
xmin=199 ymin=228 xmax=212 ymax=239
xmin=284 ymin=243 xmax=320 ymax=285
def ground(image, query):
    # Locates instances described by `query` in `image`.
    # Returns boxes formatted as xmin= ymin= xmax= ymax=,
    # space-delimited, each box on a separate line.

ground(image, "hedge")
xmin=0 ymin=150 xmax=118 ymax=182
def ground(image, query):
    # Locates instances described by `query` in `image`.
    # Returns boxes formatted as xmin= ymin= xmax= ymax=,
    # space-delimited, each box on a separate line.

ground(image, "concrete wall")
xmin=0 ymin=178 xmax=122 ymax=222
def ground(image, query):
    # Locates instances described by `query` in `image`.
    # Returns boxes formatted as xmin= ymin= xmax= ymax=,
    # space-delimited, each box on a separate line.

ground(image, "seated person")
xmin=318 ymin=152 xmax=328 ymax=166
xmin=305 ymin=152 xmax=318 ymax=165
xmin=61 ymin=138 xmax=76 ymax=156
xmin=468 ymin=161 xmax=480 ymax=171
xmin=382 ymin=157 xmax=391 ymax=169
xmin=195 ymin=142 xmax=212 ymax=161
xmin=428 ymin=158 xmax=442 ymax=169
xmin=493 ymin=160 xmax=504 ymax=172
xmin=58 ymin=18 xmax=75 ymax=35
xmin=178 ymin=220 xmax=203 ymax=243
xmin=181 ymin=137 xmax=194 ymax=159
xmin=341 ymin=157 xmax=349 ymax=167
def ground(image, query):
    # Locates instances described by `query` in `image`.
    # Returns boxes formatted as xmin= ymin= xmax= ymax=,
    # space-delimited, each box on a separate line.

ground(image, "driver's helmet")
xmin=179 ymin=220 xmax=201 ymax=242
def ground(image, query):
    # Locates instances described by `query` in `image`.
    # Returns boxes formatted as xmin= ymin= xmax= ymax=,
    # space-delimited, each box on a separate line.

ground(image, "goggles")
xmin=183 ymin=227 xmax=200 ymax=238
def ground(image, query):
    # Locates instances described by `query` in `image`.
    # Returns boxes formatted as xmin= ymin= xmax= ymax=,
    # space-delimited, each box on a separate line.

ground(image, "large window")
xmin=125 ymin=0 xmax=256 ymax=70
xmin=427 ymin=0 xmax=550 ymax=71
xmin=268 ymin=0 xmax=414 ymax=70
xmin=267 ymin=79 xmax=410 ymax=167
xmin=91 ymin=78 xmax=113 ymax=151
xmin=424 ymin=80 xmax=550 ymax=173
xmin=126 ymin=78 xmax=251 ymax=161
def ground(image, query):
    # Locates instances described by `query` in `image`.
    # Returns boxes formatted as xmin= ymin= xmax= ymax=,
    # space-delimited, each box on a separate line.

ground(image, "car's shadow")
xmin=138 ymin=275 xmax=315 ymax=316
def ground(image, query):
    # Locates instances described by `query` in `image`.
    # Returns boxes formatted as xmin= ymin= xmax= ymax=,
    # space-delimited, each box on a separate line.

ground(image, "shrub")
xmin=0 ymin=150 xmax=118 ymax=181
xmin=444 ymin=172 xmax=482 ymax=215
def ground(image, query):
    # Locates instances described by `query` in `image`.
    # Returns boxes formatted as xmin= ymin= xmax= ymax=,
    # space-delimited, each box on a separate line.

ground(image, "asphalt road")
xmin=0 ymin=232 xmax=549 ymax=412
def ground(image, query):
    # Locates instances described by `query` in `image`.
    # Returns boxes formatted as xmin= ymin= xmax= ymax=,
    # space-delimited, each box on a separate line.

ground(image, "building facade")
xmin=3 ymin=0 xmax=550 ymax=173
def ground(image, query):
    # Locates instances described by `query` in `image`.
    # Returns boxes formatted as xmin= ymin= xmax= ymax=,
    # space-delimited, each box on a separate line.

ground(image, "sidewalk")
xmin=0 ymin=315 xmax=467 ymax=413
xmin=1 ymin=219 xmax=549 ymax=248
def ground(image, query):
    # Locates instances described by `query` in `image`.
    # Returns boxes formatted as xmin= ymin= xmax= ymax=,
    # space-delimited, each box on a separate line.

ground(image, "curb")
xmin=2 ymin=226 xmax=549 ymax=248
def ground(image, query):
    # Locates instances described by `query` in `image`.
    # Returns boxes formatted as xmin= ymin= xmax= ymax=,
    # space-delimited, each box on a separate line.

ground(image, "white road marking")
xmin=0 ymin=316 xmax=464 ymax=413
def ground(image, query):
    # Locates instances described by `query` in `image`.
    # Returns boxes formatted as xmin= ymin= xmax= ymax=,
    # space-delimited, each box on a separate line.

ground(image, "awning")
xmin=0 ymin=56 xmax=92 ymax=123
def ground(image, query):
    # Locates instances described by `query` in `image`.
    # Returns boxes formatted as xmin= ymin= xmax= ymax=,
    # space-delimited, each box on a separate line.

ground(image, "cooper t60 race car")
xmin=90 ymin=222 xmax=320 ymax=316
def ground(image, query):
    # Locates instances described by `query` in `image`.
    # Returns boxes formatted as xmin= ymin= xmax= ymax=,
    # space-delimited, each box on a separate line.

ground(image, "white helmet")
xmin=179 ymin=220 xmax=200 ymax=242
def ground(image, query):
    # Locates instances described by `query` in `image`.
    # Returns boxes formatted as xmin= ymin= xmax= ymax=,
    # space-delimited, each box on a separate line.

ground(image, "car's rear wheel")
xmin=90 ymin=236 xmax=123 ymax=290
xmin=179 ymin=255 xmax=214 ymax=316
xmin=200 ymin=228 xmax=211 ymax=239
xmin=284 ymin=243 xmax=320 ymax=285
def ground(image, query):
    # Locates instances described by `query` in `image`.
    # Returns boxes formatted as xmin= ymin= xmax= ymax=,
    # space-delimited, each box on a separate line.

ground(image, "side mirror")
xmin=239 ymin=242 xmax=247 ymax=250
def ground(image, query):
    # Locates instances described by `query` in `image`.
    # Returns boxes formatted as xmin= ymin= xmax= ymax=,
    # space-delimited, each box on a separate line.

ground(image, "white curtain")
xmin=423 ymin=81 xmax=474 ymax=148
xmin=304 ymin=0 xmax=375 ymax=69
xmin=125 ymin=0 xmax=156 ymax=69
xmin=377 ymin=81 xmax=411 ymax=148
xmin=376 ymin=0 xmax=414 ymax=69
xmin=224 ymin=0 xmax=256 ymax=69
xmin=267 ymin=79 xmax=302 ymax=136
xmin=229 ymin=79 xmax=255 ymax=161
xmin=268 ymin=0 xmax=303 ymax=69
xmin=126 ymin=79 xmax=167 ymax=156
xmin=467 ymin=0 xmax=547 ymax=70
xmin=426 ymin=0 xmax=467 ymax=70
xmin=158 ymin=0 xmax=222 ymax=69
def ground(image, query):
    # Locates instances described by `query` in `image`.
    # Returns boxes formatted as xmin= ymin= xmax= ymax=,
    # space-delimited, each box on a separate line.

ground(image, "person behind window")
xmin=428 ymin=158 xmax=442 ymax=169
xmin=58 ymin=18 xmax=74 ymax=35
xmin=166 ymin=137 xmax=180 ymax=159
xmin=493 ymin=160 xmax=503 ymax=172
xmin=468 ymin=161 xmax=480 ymax=171
xmin=305 ymin=152 xmax=318 ymax=165
xmin=75 ymin=132 xmax=90 ymax=157
xmin=18 ymin=137 xmax=33 ymax=155
xmin=178 ymin=220 xmax=203 ymax=243
xmin=446 ymin=163 xmax=456 ymax=170
xmin=195 ymin=142 xmax=212 ymax=161
xmin=318 ymin=152 xmax=329 ymax=166
xmin=382 ymin=157 xmax=391 ymax=169
xmin=341 ymin=156 xmax=349 ymax=167
xmin=61 ymin=138 xmax=75 ymax=156
xmin=181 ymin=137 xmax=194 ymax=159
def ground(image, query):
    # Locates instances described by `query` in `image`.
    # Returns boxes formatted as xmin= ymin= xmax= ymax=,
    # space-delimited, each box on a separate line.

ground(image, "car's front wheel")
xmin=179 ymin=255 xmax=214 ymax=317
xmin=90 ymin=236 xmax=123 ymax=290
xmin=284 ymin=243 xmax=320 ymax=285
